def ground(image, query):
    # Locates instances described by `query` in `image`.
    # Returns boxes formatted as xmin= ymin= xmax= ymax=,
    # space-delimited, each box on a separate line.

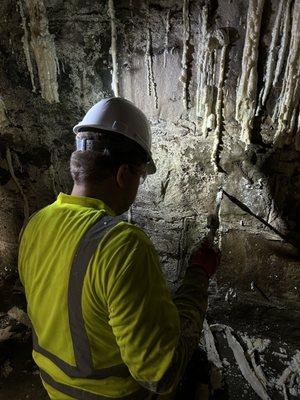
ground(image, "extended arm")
xmin=105 ymin=228 xmax=215 ymax=395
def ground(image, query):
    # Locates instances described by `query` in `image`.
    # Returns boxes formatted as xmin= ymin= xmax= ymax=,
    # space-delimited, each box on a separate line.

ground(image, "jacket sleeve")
xmin=105 ymin=227 xmax=208 ymax=394
xmin=173 ymin=267 xmax=209 ymax=333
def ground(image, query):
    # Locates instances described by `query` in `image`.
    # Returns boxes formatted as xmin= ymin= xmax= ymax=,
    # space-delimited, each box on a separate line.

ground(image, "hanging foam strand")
xmin=195 ymin=11 xmax=204 ymax=120
xmin=180 ymin=0 xmax=190 ymax=109
xmin=273 ymin=0 xmax=300 ymax=147
xmin=145 ymin=25 xmax=158 ymax=109
xmin=235 ymin=0 xmax=265 ymax=146
xmin=271 ymin=0 xmax=292 ymax=122
xmin=196 ymin=6 xmax=208 ymax=119
xmin=211 ymin=29 xmax=229 ymax=172
xmin=108 ymin=0 xmax=119 ymax=97
xmin=256 ymin=0 xmax=284 ymax=114
xmin=196 ymin=6 xmax=217 ymax=136
xmin=18 ymin=0 xmax=36 ymax=93
xmin=273 ymin=0 xmax=292 ymax=87
xmin=145 ymin=28 xmax=152 ymax=97
xmin=23 ymin=0 xmax=60 ymax=103
xmin=163 ymin=10 xmax=170 ymax=68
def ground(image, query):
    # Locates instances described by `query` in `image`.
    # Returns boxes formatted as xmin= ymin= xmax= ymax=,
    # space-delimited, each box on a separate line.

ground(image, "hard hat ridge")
xmin=73 ymin=97 xmax=156 ymax=174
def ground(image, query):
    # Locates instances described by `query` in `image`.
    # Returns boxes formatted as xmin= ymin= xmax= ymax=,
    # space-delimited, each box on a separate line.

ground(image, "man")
xmin=18 ymin=97 xmax=219 ymax=399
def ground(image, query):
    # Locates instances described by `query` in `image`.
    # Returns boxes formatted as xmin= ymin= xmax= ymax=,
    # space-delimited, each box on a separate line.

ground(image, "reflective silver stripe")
xmin=40 ymin=369 xmax=149 ymax=400
xmin=33 ymin=329 xmax=86 ymax=378
xmin=33 ymin=214 xmax=130 ymax=379
xmin=68 ymin=214 xmax=129 ymax=378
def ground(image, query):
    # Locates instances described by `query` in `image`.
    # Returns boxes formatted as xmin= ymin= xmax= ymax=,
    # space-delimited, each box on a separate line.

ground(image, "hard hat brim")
xmin=146 ymin=158 xmax=157 ymax=175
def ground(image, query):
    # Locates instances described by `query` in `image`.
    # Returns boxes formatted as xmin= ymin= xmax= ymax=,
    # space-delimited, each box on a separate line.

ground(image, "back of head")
xmin=70 ymin=130 xmax=149 ymax=185
xmin=71 ymin=97 xmax=156 ymax=184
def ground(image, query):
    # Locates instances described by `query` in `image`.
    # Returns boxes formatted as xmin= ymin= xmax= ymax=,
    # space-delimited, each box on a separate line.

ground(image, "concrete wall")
xmin=0 ymin=0 xmax=299 ymax=398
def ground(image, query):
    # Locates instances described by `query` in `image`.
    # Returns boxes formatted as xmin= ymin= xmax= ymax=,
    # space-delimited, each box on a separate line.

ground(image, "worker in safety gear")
xmin=18 ymin=97 xmax=220 ymax=400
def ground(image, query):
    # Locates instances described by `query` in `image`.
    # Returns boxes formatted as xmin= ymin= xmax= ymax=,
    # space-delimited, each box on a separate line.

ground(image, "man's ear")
xmin=116 ymin=164 xmax=129 ymax=188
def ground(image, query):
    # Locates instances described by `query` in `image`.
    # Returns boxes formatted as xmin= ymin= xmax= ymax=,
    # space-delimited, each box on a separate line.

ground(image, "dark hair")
xmin=70 ymin=130 xmax=148 ymax=184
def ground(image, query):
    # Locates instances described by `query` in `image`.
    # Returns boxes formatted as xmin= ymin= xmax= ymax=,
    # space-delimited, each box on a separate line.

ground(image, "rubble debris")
xmin=0 ymin=359 xmax=13 ymax=379
xmin=203 ymin=319 xmax=222 ymax=369
xmin=7 ymin=306 xmax=31 ymax=328
xmin=225 ymin=327 xmax=271 ymax=400
xmin=0 ymin=326 xmax=12 ymax=342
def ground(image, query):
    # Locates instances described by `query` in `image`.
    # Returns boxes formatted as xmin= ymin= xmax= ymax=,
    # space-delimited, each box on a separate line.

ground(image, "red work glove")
xmin=189 ymin=242 xmax=221 ymax=278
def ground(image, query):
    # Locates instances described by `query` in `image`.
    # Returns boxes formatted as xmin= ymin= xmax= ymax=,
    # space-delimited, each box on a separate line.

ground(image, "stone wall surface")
xmin=0 ymin=0 xmax=299 ymax=399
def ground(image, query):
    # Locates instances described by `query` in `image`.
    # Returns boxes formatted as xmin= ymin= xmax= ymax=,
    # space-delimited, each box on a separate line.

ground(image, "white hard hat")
xmin=73 ymin=97 xmax=156 ymax=174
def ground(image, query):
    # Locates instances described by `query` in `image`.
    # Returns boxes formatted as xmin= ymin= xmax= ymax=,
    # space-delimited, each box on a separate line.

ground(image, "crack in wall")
xmin=160 ymin=169 xmax=172 ymax=201
xmin=5 ymin=148 xmax=29 ymax=223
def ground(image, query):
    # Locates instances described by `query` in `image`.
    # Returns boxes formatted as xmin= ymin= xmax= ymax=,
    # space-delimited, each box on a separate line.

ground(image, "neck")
xmin=71 ymin=182 xmax=121 ymax=214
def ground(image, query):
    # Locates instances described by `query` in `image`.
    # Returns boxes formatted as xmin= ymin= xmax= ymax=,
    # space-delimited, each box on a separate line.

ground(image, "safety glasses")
xmin=128 ymin=164 xmax=148 ymax=185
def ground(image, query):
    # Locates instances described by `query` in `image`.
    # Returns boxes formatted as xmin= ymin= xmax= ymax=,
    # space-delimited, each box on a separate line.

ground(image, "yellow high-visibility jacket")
xmin=18 ymin=193 xmax=208 ymax=399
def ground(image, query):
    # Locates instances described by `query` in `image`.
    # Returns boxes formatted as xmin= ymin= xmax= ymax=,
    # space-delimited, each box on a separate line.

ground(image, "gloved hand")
xmin=189 ymin=242 xmax=221 ymax=278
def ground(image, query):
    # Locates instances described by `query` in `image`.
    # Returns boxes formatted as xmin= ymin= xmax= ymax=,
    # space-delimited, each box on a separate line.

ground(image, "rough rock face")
xmin=0 ymin=0 xmax=299 ymax=399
